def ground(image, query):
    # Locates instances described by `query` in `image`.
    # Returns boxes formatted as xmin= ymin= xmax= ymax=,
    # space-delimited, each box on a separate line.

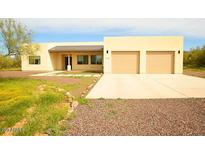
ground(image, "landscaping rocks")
xmin=65 ymin=92 xmax=72 ymax=97
xmin=67 ymin=98 xmax=205 ymax=136
xmin=64 ymin=90 xmax=79 ymax=113
xmin=71 ymin=101 xmax=79 ymax=110
xmin=57 ymin=88 xmax=66 ymax=92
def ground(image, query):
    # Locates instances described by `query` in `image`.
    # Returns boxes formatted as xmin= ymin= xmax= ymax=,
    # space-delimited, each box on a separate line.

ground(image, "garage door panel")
xmin=112 ymin=51 xmax=139 ymax=74
xmin=146 ymin=51 xmax=174 ymax=74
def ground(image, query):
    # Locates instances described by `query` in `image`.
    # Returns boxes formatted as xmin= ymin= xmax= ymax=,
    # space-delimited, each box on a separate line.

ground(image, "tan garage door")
xmin=146 ymin=51 xmax=174 ymax=74
xmin=112 ymin=51 xmax=139 ymax=74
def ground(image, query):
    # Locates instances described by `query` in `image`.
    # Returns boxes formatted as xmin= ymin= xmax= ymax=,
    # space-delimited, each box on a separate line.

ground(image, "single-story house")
xmin=21 ymin=36 xmax=183 ymax=74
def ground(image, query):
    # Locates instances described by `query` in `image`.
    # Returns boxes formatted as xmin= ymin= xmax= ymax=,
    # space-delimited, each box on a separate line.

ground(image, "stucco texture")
xmin=103 ymin=36 xmax=183 ymax=74
xmin=21 ymin=36 xmax=183 ymax=74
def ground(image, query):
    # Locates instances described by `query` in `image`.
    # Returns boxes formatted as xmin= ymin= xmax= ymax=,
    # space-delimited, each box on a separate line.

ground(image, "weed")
xmin=0 ymin=76 xmax=96 ymax=136
xmin=105 ymin=109 xmax=118 ymax=119
xmin=98 ymin=97 xmax=105 ymax=100
xmin=106 ymin=103 xmax=113 ymax=109
xmin=67 ymin=112 xmax=77 ymax=121
xmin=77 ymin=97 xmax=89 ymax=105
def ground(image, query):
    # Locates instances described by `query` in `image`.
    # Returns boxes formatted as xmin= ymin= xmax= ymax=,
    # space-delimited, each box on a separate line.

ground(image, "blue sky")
xmin=2 ymin=18 xmax=205 ymax=51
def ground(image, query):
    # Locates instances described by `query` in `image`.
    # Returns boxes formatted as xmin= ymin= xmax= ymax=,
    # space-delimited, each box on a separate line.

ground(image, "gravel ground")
xmin=0 ymin=71 xmax=80 ymax=84
xmin=67 ymin=98 xmax=205 ymax=136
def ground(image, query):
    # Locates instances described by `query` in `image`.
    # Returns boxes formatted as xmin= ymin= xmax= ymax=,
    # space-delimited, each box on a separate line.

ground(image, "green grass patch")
xmin=0 ymin=75 xmax=97 ymax=135
xmin=77 ymin=97 xmax=89 ymax=105
xmin=0 ymin=78 xmax=69 ymax=136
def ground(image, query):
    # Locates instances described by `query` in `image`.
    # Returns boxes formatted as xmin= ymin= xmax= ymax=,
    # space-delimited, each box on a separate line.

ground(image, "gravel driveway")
xmin=67 ymin=98 xmax=205 ymax=136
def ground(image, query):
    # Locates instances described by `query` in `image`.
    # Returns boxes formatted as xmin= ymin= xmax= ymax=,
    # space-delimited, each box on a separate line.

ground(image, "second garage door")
xmin=146 ymin=51 xmax=174 ymax=74
xmin=112 ymin=51 xmax=139 ymax=74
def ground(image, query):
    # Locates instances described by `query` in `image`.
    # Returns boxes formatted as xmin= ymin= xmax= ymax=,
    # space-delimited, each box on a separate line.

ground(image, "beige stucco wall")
xmin=21 ymin=42 xmax=103 ymax=71
xmin=71 ymin=51 xmax=103 ymax=71
xmin=103 ymin=36 xmax=183 ymax=74
xmin=21 ymin=44 xmax=53 ymax=71
xmin=21 ymin=37 xmax=183 ymax=74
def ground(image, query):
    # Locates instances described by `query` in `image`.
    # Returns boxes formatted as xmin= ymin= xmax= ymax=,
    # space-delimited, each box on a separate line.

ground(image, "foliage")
xmin=77 ymin=97 xmax=89 ymax=105
xmin=184 ymin=45 xmax=205 ymax=67
xmin=0 ymin=19 xmax=39 ymax=56
xmin=0 ymin=54 xmax=21 ymax=70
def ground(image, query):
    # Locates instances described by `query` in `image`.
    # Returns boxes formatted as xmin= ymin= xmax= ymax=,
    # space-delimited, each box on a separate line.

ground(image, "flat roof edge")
xmin=36 ymin=41 xmax=104 ymax=45
xmin=104 ymin=36 xmax=184 ymax=39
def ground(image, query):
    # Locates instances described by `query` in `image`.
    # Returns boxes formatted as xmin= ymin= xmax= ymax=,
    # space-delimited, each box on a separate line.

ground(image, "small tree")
xmin=184 ymin=45 xmax=205 ymax=67
xmin=0 ymin=19 xmax=38 ymax=56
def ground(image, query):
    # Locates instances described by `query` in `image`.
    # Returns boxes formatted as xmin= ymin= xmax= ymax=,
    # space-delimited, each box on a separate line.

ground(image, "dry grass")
xmin=183 ymin=67 xmax=205 ymax=78
xmin=0 ymin=75 xmax=97 ymax=136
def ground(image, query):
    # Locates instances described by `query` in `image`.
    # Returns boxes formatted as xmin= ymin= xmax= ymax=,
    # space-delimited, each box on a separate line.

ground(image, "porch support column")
xmin=67 ymin=54 xmax=70 ymax=65
xmin=67 ymin=54 xmax=71 ymax=71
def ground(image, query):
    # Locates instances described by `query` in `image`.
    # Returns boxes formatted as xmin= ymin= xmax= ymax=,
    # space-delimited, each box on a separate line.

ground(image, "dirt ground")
xmin=184 ymin=69 xmax=205 ymax=78
xmin=0 ymin=71 xmax=80 ymax=84
xmin=67 ymin=98 xmax=205 ymax=136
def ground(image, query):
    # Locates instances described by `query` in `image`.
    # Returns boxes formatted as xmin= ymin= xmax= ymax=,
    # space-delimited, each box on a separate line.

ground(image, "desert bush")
xmin=184 ymin=45 xmax=205 ymax=67
xmin=0 ymin=55 xmax=21 ymax=70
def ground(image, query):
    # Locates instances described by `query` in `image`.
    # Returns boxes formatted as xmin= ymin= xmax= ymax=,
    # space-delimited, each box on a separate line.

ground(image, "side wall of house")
xmin=103 ymin=36 xmax=183 ymax=74
xmin=21 ymin=44 xmax=54 ymax=71
xmin=21 ymin=42 xmax=103 ymax=71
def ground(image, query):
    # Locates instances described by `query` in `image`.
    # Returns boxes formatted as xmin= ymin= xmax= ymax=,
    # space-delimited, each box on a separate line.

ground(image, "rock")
xmin=57 ymin=88 xmax=65 ymax=92
xmin=65 ymin=92 xmax=72 ymax=97
xmin=68 ymin=97 xmax=73 ymax=103
xmin=88 ymin=84 xmax=93 ymax=89
xmin=38 ymin=85 xmax=45 ymax=91
xmin=72 ymin=101 xmax=79 ymax=109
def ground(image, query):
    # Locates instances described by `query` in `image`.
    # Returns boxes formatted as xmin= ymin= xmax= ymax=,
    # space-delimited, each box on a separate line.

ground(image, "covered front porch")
xmin=48 ymin=45 xmax=103 ymax=72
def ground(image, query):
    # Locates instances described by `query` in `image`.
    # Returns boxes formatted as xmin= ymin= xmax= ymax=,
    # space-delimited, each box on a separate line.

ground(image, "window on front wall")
xmin=29 ymin=56 xmax=41 ymax=65
xmin=91 ymin=55 xmax=102 ymax=64
xmin=77 ymin=55 xmax=88 ymax=64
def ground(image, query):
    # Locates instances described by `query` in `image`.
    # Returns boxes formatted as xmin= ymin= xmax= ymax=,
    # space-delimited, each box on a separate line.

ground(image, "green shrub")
xmin=184 ymin=45 xmax=205 ymax=68
xmin=77 ymin=97 xmax=89 ymax=105
xmin=0 ymin=55 xmax=21 ymax=70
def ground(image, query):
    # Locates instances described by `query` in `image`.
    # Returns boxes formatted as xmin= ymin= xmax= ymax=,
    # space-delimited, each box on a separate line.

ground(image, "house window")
xmin=77 ymin=55 xmax=88 ymax=64
xmin=29 ymin=56 xmax=41 ymax=65
xmin=91 ymin=55 xmax=102 ymax=64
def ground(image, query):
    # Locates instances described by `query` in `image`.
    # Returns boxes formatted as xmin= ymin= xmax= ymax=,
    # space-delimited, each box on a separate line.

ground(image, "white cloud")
xmin=18 ymin=18 xmax=205 ymax=38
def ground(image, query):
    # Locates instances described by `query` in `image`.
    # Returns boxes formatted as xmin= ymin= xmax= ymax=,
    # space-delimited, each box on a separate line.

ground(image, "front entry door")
xmin=64 ymin=57 xmax=72 ymax=70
